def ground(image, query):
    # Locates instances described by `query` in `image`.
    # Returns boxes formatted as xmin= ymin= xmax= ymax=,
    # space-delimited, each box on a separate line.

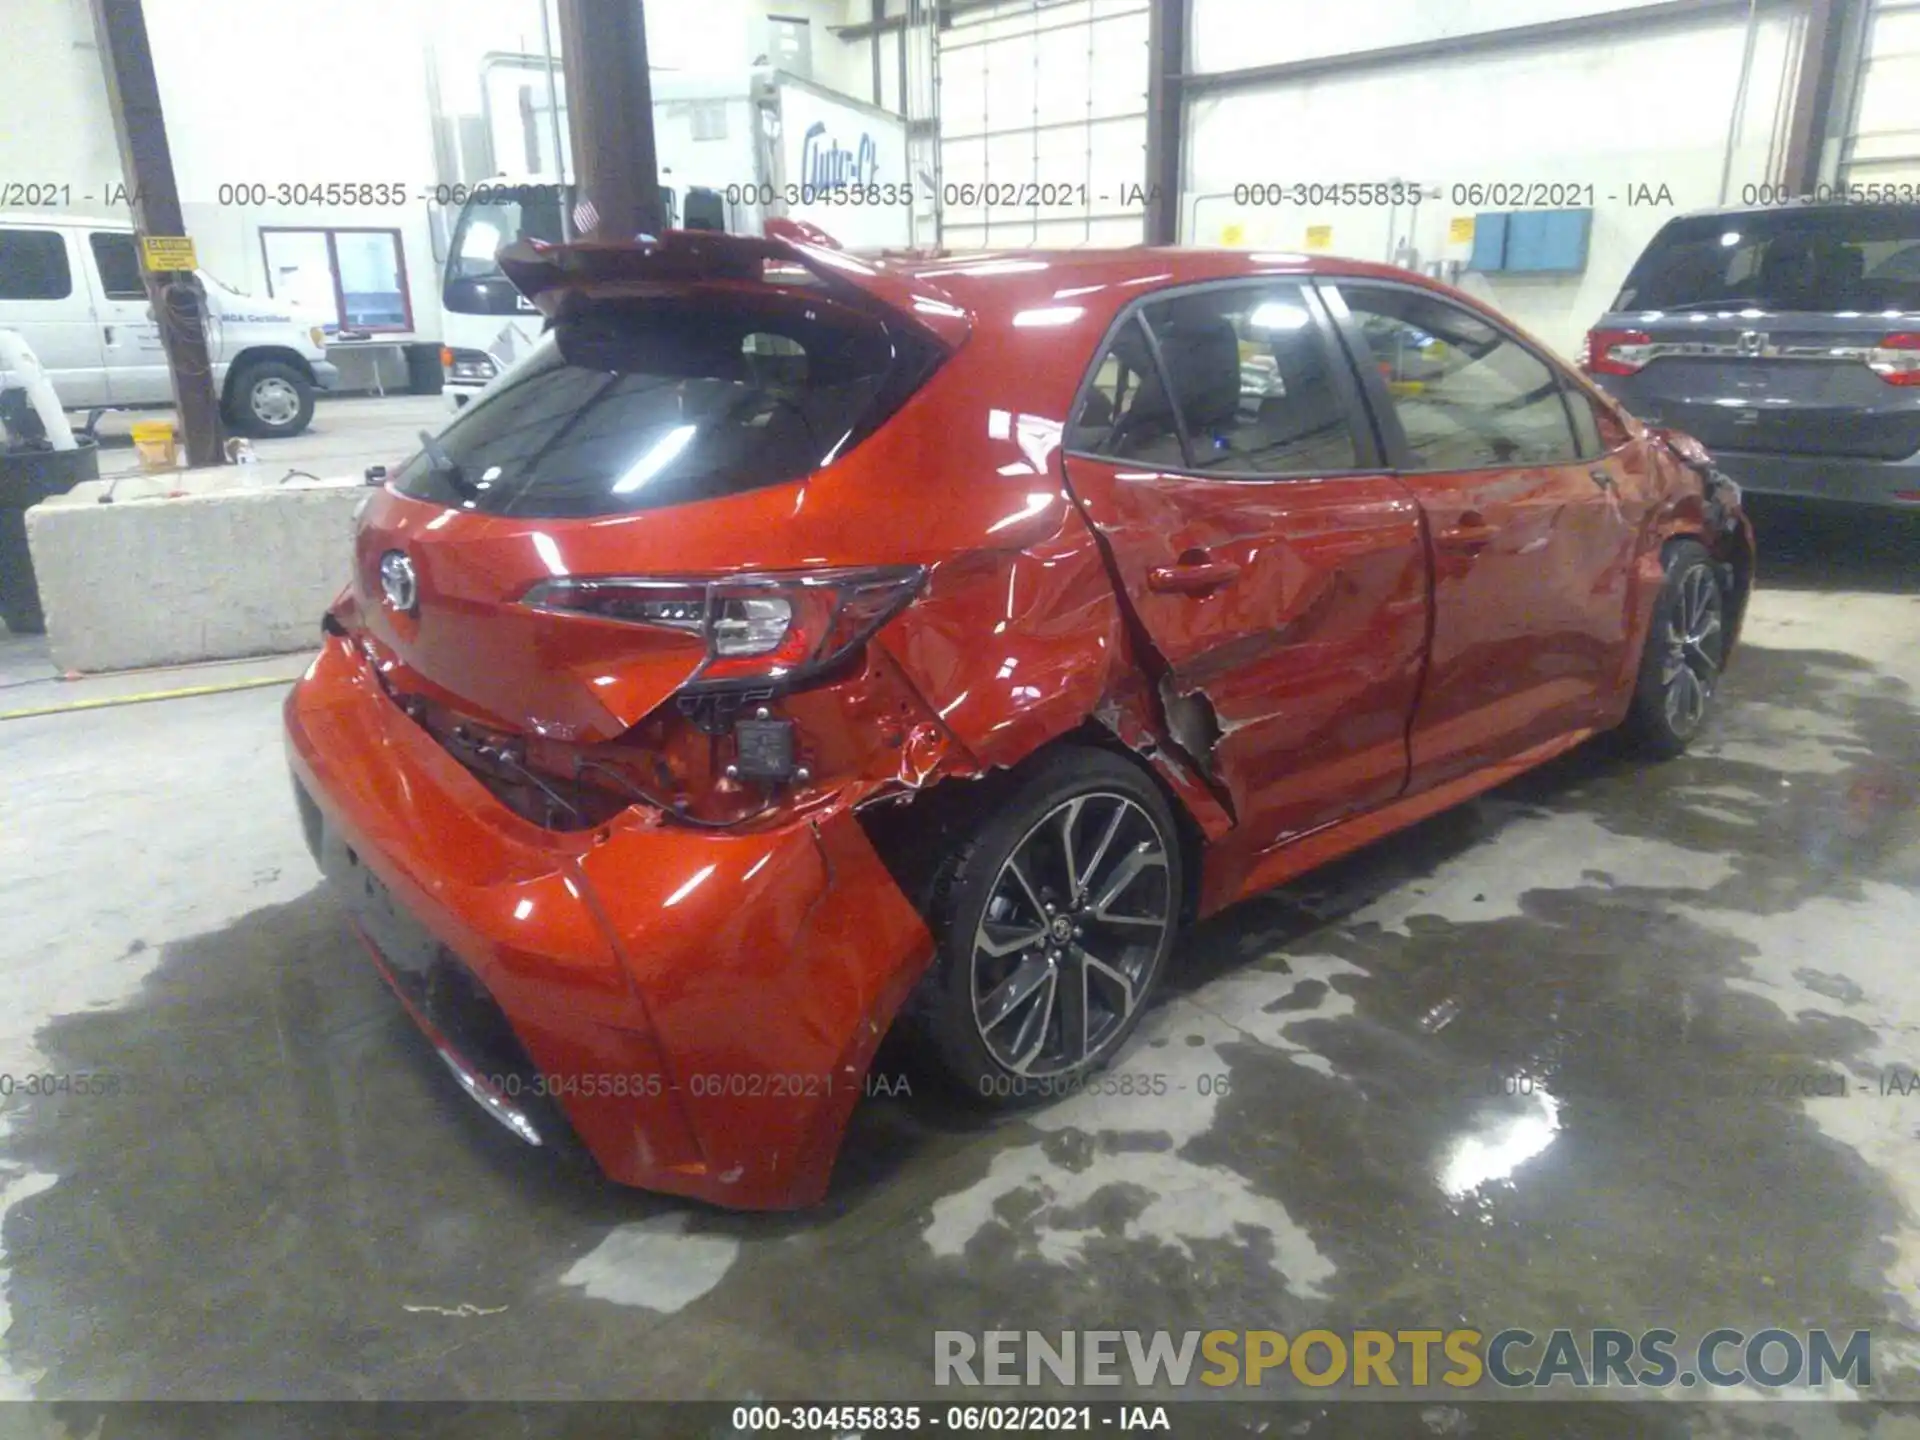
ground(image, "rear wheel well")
xmin=222 ymin=347 xmax=314 ymax=406
xmin=856 ymin=726 xmax=1205 ymax=930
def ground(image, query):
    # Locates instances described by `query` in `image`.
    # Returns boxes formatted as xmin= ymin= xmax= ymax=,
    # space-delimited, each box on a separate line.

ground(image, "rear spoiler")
xmin=497 ymin=230 xmax=970 ymax=350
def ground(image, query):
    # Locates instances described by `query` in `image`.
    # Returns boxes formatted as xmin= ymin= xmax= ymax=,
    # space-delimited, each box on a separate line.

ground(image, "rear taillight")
xmin=522 ymin=567 xmax=926 ymax=689
xmin=1867 ymin=333 xmax=1920 ymax=386
xmin=1581 ymin=328 xmax=1653 ymax=377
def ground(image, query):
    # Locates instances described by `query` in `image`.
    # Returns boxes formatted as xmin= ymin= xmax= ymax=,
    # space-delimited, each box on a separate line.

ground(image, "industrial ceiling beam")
xmin=554 ymin=0 xmax=666 ymax=240
xmin=86 ymin=0 xmax=224 ymax=468
xmin=1144 ymin=0 xmax=1186 ymax=245
xmin=1177 ymin=0 xmax=1752 ymax=94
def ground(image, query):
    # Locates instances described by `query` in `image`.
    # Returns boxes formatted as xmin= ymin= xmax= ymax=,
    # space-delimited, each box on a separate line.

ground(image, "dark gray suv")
xmin=1581 ymin=203 xmax=1920 ymax=509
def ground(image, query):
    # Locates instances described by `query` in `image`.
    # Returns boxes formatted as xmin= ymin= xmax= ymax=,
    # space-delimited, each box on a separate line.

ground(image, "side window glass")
xmin=0 ymin=230 xmax=73 ymax=301
xmin=1565 ymin=387 xmax=1606 ymax=459
xmin=1141 ymin=284 xmax=1360 ymax=475
xmin=1066 ymin=316 xmax=1185 ymax=468
xmin=89 ymin=232 xmax=146 ymax=299
xmin=1339 ymin=285 xmax=1581 ymax=469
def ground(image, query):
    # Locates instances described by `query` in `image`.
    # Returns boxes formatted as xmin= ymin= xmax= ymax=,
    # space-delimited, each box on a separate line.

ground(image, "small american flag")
xmin=572 ymin=196 xmax=600 ymax=235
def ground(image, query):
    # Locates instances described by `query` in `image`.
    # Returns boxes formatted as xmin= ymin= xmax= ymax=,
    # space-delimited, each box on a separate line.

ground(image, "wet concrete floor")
xmin=2 ymin=505 xmax=1918 ymax=1435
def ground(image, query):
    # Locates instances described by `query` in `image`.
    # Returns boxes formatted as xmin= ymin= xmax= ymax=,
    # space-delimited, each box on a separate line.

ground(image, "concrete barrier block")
xmin=25 ymin=478 xmax=364 ymax=673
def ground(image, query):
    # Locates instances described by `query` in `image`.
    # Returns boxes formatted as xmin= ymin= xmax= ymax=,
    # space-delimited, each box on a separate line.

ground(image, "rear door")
xmin=1587 ymin=206 xmax=1920 ymax=464
xmin=0 ymin=225 xmax=108 ymax=407
xmin=85 ymin=229 xmax=171 ymax=404
xmin=1061 ymin=280 xmax=1429 ymax=849
xmin=1324 ymin=279 xmax=1647 ymax=792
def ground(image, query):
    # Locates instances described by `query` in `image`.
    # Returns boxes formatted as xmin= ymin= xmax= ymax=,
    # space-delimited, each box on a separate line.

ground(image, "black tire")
xmin=1620 ymin=539 xmax=1727 ymax=759
xmin=910 ymin=746 xmax=1184 ymax=1109
xmin=225 ymin=358 xmax=315 ymax=438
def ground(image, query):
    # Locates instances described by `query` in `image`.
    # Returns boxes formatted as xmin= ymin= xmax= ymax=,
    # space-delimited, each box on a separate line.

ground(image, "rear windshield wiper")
xmin=418 ymin=429 xmax=475 ymax=496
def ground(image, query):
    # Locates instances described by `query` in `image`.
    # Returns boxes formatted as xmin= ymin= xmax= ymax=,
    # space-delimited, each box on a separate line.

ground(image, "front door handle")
xmin=1148 ymin=558 xmax=1241 ymax=594
xmin=1590 ymin=466 xmax=1616 ymax=490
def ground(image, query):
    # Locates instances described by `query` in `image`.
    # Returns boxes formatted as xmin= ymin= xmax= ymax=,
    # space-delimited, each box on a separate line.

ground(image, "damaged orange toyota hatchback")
xmin=286 ymin=233 xmax=1754 ymax=1209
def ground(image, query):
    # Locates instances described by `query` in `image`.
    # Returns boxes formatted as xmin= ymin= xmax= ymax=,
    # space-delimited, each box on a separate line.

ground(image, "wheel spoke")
xmin=1090 ymin=843 xmax=1167 ymax=924
xmin=977 ymin=919 xmax=1047 ymax=958
xmin=979 ymin=955 xmax=1052 ymax=1033
xmin=1076 ymin=802 xmax=1128 ymax=903
xmin=1057 ymin=797 xmax=1086 ymax=895
xmin=1009 ymin=968 xmax=1058 ymax=1071
xmin=1056 ymin=953 xmax=1090 ymax=1065
xmin=1004 ymin=857 xmax=1047 ymax=921
xmin=1078 ymin=944 xmax=1136 ymax=1018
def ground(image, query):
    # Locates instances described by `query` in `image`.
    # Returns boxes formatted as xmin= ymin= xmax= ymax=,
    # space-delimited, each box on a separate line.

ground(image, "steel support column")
xmin=1782 ymin=0 xmax=1863 ymax=191
xmin=1144 ymin=0 xmax=1187 ymax=245
xmin=554 ymin=0 xmax=665 ymax=240
xmin=86 ymin=0 xmax=223 ymax=468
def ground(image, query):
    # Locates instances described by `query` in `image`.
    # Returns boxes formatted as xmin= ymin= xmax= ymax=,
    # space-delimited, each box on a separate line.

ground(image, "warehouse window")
xmin=0 ymin=229 xmax=72 ymax=300
xmin=259 ymin=227 xmax=412 ymax=333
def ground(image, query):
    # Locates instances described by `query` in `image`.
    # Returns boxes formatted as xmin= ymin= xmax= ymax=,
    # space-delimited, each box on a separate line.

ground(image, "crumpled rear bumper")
xmin=283 ymin=633 xmax=935 ymax=1209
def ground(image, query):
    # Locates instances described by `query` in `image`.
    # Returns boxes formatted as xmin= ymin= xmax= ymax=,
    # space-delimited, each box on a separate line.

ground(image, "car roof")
xmin=0 ymin=212 xmax=131 ymax=230
xmin=889 ymin=246 xmax=1439 ymax=326
xmin=1661 ymin=200 xmax=1920 ymax=223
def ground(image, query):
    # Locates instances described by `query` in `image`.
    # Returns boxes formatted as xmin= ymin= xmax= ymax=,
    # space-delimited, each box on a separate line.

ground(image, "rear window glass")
xmin=1616 ymin=207 xmax=1920 ymax=312
xmin=392 ymin=290 xmax=942 ymax=517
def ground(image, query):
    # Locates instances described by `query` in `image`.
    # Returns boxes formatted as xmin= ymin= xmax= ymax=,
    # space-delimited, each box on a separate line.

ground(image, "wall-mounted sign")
xmin=1304 ymin=224 xmax=1333 ymax=251
xmin=139 ymin=235 xmax=197 ymax=272
xmin=1448 ymin=215 xmax=1476 ymax=245
xmin=776 ymin=80 xmax=909 ymax=250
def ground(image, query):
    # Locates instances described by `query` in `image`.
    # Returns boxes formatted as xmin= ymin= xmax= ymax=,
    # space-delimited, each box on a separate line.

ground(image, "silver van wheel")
xmin=250 ymin=375 xmax=302 ymax=427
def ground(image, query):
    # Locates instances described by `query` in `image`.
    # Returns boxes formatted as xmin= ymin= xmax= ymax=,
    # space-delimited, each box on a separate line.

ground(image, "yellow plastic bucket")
xmin=130 ymin=419 xmax=179 ymax=471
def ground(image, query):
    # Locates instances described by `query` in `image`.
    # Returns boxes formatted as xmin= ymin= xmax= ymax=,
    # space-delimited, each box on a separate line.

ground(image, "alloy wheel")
xmin=1661 ymin=564 xmax=1724 ymax=738
xmin=970 ymin=792 xmax=1173 ymax=1077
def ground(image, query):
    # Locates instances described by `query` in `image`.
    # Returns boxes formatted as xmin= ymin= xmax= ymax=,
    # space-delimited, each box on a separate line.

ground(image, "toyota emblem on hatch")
xmin=378 ymin=550 xmax=418 ymax=613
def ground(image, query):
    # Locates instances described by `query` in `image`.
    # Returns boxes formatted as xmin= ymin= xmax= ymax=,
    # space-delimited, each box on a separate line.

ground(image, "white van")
xmin=0 ymin=213 xmax=339 ymax=437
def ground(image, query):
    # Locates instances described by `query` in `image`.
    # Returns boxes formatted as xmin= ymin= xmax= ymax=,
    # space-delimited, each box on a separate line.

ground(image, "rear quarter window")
xmin=392 ymin=289 xmax=943 ymax=517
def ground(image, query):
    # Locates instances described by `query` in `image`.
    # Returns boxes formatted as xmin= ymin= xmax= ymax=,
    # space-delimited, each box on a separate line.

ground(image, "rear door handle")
xmin=103 ymin=325 xmax=114 ymax=345
xmin=1590 ymin=466 xmax=1616 ymax=490
xmin=1436 ymin=517 xmax=1499 ymax=551
xmin=1148 ymin=558 xmax=1241 ymax=594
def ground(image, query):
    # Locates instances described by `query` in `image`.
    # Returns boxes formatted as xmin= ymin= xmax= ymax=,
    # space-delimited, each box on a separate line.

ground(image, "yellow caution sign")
xmin=1304 ymin=224 xmax=1333 ymax=251
xmin=139 ymin=235 xmax=197 ymax=272
xmin=1448 ymin=215 xmax=1476 ymax=245
xmin=1220 ymin=222 xmax=1245 ymax=246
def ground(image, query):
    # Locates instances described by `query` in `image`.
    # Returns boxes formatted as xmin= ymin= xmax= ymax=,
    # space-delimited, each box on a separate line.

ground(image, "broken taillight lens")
xmin=522 ymin=566 xmax=926 ymax=689
xmin=1868 ymin=333 xmax=1920 ymax=386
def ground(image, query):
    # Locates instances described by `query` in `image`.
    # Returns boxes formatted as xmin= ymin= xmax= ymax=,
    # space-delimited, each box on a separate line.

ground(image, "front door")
xmin=1062 ymin=280 xmax=1429 ymax=852
xmin=86 ymin=230 xmax=171 ymax=404
xmin=1325 ymin=280 xmax=1645 ymax=792
xmin=0 ymin=227 xmax=108 ymax=408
